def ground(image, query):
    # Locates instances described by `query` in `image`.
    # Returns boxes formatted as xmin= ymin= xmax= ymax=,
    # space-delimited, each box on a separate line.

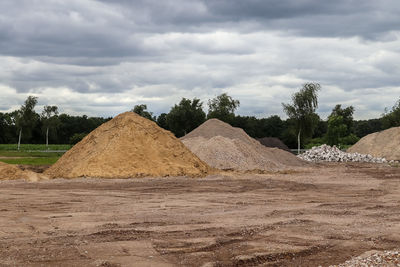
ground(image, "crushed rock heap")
xmin=329 ymin=250 xmax=400 ymax=267
xmin=347 ymin=126 xmax=400 ymax=161
xmin=45 ymin=112 xmax=210 ymax=178
xmin=181 ymin=119 xmax=305 ymax=171
xmin=0 ymin=162 xmax=46 ymax=181
xmin=298 ymin=144 xmax=390 ymax=163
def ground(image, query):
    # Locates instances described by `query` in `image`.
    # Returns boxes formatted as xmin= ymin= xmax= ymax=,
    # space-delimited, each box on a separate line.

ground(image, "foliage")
xmin=0 ymin=95 xmax=396 ymax=150
xmin=15 ymin=96 xmax=39 ymax=143
xmin=0 ymin=112 xmax=16 ymax=143
xmin=304 ymin=137 xmax=326 ymax=149
xmin=339 ymin=133 xmax=359 ymax=145
xmin=328 ymin=104 xmax=354 ymax=135
xmin=230 ymin=115 xmax=284 ymax=139
xmin=69 ymin=133 xmax=87 ymax=145
xmin=41 ymin=105 xmax=60 ymax=145
xmin=166 ymin=98 xmax=206 ymax=137
xmin=156 ymin=113 xmax=169 ymax=130
xmin=282 ymin=83 xmax=321 ymax=148
xmin=207 ymin=93 xmax=240 ymax=123
xmin=381 ymin=99 xmax=400 ymax=128
xmin=353 ymin=119 xmax=382 ymax=138
xmin=132 ymin=104 xmax=155 ymax=121
xmin=57 ymin=114 xmax=110 ymax=144
xmin=326 ymin=115 xmax=347 ymax=146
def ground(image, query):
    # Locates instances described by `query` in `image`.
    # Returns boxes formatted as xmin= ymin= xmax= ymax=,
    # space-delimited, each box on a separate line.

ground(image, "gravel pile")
xmin=329 ymin=250 xmax=400 ymax=267
xmin=298 ymin=144 xmax=390 ymax=163
xmin=182 ymin=119 xmax=306 ymax=171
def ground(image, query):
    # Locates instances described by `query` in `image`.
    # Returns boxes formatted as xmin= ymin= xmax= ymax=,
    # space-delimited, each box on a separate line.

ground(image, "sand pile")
xmin=0 ymin=162 xmax=46 ymax=181
xmin=347 ymin=126 xmax=400 ymax=160
xmin=257 ymin=137 xmax=290 ymax=151
xmin=181 ymin=119 xmax=305 ymax=171
xmin=45 ymin=112 xmax=210 ymax=178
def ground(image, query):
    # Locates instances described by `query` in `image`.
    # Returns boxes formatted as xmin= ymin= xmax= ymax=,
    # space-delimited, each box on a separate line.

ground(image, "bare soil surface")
xmin=1 ymin=163 xmax=400 ymax=266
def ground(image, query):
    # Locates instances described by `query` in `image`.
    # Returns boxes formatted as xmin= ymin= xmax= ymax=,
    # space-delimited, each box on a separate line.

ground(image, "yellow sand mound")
xmin=45 ymin=112 xmax=211 ymax=178
xmin=347 ymin=126 xmax=400 ymax=160
xmin=0 ymin=162 xmax=46 ymax=181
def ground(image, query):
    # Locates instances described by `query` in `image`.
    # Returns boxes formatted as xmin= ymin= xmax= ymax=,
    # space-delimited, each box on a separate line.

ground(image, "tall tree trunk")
xmin=297 ymin=129 xmax=301 ymax=155
xmin=18 ymin=129 xmax=22 ymax=151
xmin=46 ymin=127 xmax=49 ymax=149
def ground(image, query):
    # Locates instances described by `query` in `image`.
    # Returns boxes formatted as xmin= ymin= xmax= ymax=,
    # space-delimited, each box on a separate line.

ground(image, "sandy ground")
xmin=0 ymin=163 xmax=400 ymax=266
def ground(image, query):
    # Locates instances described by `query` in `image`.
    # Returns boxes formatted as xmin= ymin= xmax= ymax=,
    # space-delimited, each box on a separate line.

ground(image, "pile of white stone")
xmin=329 ymin=250 xmax=400 ymax=267
xmin=298 ymin=144 xmax=389 ymax=163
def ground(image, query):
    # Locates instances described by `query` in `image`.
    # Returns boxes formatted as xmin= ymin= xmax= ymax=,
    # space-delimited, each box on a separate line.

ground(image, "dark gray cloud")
xmin=0 ymin=0 xmax=399 ymax=119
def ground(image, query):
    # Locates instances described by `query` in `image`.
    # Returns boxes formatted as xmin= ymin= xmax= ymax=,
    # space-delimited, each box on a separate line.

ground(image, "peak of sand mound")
xmin=0 ymin=162 xmax=46 ymax=181
xmin=181 ymin=119 xmax=305 ymax=171
xmin=257 ymin=137 xmax=290 ymax=151
xmin=45 ymin=112 xmax=210 ymax=178
xmin=181 ymin=119 xmax=255 ymax=145
xmin=347 ymin=126 xmax=400 ymax=160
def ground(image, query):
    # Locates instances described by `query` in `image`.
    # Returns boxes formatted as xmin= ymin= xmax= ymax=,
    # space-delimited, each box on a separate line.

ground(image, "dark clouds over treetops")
xmin=0 ymin=0 xmax=399 ymax=119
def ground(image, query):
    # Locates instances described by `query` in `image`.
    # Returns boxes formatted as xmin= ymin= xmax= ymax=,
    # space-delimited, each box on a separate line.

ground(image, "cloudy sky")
xmin=1 ymin=0 xmax=400 ymax=119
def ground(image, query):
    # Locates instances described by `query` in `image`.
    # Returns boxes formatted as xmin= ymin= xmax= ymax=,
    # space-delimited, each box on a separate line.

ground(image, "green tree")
xmin=156 ymin=113 xmax=169 ymax=130
xmin=166 ymin=98 xmax=206 ymax=137
xmin=326 ymin=115 xmax=347 ymax=146
xmin=41 ymin=105 xmax=60 ymax=148
xmin=15 ymin=96 xmax=39 ymax=150
xmin=382 ymin=99 xmax=400 ymax=129
xmin=132 ymin=104 xmax=155 ymax=121
xmin=0 ymin=113 xmax=16 ymax=143
xmin=354 ymin=119 xmax=382 ymax=138
xmin=282 ymin=83 xmax=321 ymax=153
xmin=207 ymin=93 xmax=240 ymax=123
xmin=328 ymin=104 xmax=354 ymax=135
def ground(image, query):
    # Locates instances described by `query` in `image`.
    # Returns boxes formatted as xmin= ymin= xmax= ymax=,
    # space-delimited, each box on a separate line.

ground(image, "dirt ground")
xmin=0 ymin=163 xmax=400 ymax=266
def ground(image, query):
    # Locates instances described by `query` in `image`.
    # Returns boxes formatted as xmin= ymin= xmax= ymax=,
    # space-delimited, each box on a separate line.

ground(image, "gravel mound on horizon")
xmin=181 ymin=119 xmax=305 ymax=171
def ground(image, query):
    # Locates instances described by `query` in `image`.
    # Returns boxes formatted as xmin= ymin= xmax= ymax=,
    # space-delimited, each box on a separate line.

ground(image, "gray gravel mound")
xmin=181 ymin=119 xmax=306 ymax=171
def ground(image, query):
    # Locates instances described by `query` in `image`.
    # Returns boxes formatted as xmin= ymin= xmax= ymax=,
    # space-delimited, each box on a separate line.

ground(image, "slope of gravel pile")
xmin=348 ymin=126 xmax=400 ymax=160
xmin=257 ymin=137 xmax=290 ymax=151
xmin=181 ymin=118 xmax=255 ymax=145
xmin=45 ymin=112 xmax=211 ymax=179
xmin=298 ymin=144 xmax=389 ymax=163
xmin=329 ymin=250 xmax=400 ymax=267
xmin=0 ymin=162 xmax=46 ymax=181
xmin=181 ymin=119 xmax=305 ymax=171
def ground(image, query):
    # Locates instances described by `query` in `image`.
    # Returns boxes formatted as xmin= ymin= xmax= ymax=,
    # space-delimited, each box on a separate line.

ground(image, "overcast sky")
xmin=1 ymin=0 xmax=400 ymax=119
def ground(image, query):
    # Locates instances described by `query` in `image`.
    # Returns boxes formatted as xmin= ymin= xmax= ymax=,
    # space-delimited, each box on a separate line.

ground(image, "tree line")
xmin=0 ymin=83 xmax=398 ymax=149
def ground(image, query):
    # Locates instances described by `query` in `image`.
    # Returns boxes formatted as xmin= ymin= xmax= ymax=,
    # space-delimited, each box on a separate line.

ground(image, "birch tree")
xmin=282 ymin=83 xmax=320 ymax=154
xmin=41 ymin=105 xmax=59 ymax=148
xmin=15 ymin=96 xmax=38 ymax=150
